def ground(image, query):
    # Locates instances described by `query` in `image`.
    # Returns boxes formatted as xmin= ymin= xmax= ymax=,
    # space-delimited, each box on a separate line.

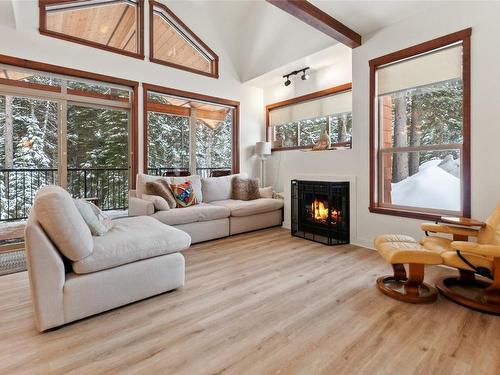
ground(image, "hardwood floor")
xmin=0 ymin=228 xmax=498 ymax=374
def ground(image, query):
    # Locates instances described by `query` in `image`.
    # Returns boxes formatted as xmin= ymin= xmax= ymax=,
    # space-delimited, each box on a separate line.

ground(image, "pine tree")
xmin=392 ymin=91 xmax=409 ymax=182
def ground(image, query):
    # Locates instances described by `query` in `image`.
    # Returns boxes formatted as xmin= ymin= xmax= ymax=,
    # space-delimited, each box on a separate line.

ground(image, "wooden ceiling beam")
xmin=266 ymin=0 xmax=361 ymax=48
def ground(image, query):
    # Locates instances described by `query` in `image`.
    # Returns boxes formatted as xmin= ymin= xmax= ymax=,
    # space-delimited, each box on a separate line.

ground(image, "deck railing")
xmin=147 ymin=167 xmax=232 ymax=178
xmin=0 ymin=167 xmax=128 ymax=221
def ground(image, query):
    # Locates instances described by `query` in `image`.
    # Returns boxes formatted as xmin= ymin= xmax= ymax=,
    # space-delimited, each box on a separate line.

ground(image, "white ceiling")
xmin=0 ymin=0 xmax=450 ymax=83
xmin=165 ymin=0 xmax=448 ymax=83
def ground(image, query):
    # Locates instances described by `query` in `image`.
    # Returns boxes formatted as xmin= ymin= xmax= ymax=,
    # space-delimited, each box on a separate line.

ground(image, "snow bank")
xmin=392 ymin=163 xmax=460 ymax=211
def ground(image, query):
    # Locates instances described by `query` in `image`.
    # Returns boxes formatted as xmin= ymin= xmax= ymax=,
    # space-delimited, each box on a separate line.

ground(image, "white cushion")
xmin=136 ymin=173 xmax=203 ymax=204
xmin=210 ymin=198 xmax=284 ymax=217
xmin=201 ymin=173 xmax=248 ymax=203
xmin=259 ymin=186 xmax=273 ymax=198
xmin=33 ymin=185 xmax=93 ymax=261
xmin=72 ymin=216 xmax=191 ymax=274
xmin=152 ymin=203 xmax=230 ymax=225
xmin=142 ymin=194 xmax=170 ymax=211
xmin=73 ymin=199 xmax=113 ymax=236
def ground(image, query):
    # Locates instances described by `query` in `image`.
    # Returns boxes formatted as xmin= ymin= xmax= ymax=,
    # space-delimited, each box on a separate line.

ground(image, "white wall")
xmin=0 ymin=0 xmax=264 ymax=178
xmin=265 ymin=2 xmax=500 ymax=248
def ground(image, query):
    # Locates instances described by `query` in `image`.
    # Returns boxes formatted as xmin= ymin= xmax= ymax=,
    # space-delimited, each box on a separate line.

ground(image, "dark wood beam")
xmin=266 ymin=0 xmax=361 ymax=48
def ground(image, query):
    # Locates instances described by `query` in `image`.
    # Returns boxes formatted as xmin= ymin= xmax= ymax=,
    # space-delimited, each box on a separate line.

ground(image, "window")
xmin=39 ymin=0 xmax=144 ymax=59
xmin=369 ymin=29 xmax=471 ymax=220
xmin=0 ymin=61 xmax=137 ymax=221
xmin=144 ymin=84 xmax=238 ymax=177
xmin=149 ymin=1 xmax=219 ymax=78
xmin=266 ymin=84 xmax=352 ymax=151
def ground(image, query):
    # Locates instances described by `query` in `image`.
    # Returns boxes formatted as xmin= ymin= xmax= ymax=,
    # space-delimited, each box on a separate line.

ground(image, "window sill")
xmin=368 ymin=206 xmax=460 ymax=221
xmin=271 ymin=142 xmax=351 ymax=152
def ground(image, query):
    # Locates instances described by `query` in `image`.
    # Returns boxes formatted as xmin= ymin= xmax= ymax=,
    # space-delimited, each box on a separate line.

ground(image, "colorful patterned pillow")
xmin=170 ymin=181 xmax=197 ymax=208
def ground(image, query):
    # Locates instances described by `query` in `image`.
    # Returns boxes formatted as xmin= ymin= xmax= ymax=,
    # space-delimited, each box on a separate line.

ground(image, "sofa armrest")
xmin=25 ymin=221 xmax=66 ymax=331
xmin=128 ymin=196 xmax=154 ymax=216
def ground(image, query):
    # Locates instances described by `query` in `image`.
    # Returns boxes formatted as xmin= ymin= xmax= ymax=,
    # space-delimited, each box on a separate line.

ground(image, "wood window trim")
xmin=265 ymin=83 xmax=352 ymax=152
xmin=39 ymin=0 xmax=145 ymax=60
xmin=0 ymin=53 xmax=140 ymax=188
xmin=368 ymin=28 xmax=472 ymax=221
xmin=149 ymin=1 xmax=219 ymax=79
xmin=142 ymin=83 xmax=239 ymax=174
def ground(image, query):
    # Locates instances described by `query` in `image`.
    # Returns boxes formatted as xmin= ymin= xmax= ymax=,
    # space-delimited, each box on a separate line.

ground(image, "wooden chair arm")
xmin=451 ymin=241 xmax=500 ymax=258
xmin=421 ymin=223 xmax=479 ymax=237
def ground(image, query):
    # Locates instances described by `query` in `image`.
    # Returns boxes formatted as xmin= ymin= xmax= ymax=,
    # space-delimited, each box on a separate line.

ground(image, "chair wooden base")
xmin=376 ymin=264 xmax=438 ymax=304
xmin=435 ymin=270 xmax=500 ymax=315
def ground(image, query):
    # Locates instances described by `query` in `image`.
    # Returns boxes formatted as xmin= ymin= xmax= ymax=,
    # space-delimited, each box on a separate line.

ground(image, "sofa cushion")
xmin=201 ymin=173 xmax=248 ymax=203
xmin=33 ymin=185 xmax=93 ymax=261
xmin=72 ymin=216 xmax=191 ymax=274
xmin=136 ymin=173 xmax=203 ymax=203
xmin=210 ymin=198 xmax=284 ymax=217
xmin=152 ymin=203 xmax=230 ymax=225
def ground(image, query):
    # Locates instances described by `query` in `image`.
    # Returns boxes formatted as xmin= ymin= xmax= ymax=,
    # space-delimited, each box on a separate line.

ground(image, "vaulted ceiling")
xmin=0 ymin=0 xmax=449 ymax=83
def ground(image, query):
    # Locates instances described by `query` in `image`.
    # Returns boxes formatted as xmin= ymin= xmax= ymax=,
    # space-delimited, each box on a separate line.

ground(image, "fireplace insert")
xmin=291 ymin=180 xmax=349 ymax=245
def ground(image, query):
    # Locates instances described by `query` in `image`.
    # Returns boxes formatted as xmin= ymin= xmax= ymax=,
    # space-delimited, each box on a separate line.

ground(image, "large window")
xmin=40 ymin=0 xmax=144 ymax=59
xmin=0 ymin=62 xmax=137 ymax=221
xmin=144 ymin=85 xmax=238 ymax=177
xmin=369 ymin=29 xmax=471 ymax=219
xmin=149 ymin=1 xmax=219 ymax=78
xmin=266 ymin=84 xmax=352 ymax=151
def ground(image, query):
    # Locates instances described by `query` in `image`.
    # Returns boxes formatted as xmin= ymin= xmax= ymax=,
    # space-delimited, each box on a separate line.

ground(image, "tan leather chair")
xmin=421 ymin=204 xmax=500 ymax=314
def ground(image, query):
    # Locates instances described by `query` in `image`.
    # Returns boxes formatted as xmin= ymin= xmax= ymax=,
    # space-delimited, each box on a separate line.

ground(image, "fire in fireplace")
xmin=291 ymin=180 xmax=349 ymax=246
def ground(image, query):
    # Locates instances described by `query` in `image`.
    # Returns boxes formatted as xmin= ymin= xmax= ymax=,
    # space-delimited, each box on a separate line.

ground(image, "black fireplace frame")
xmin=291 ymin=180 xmax=350 ymax=246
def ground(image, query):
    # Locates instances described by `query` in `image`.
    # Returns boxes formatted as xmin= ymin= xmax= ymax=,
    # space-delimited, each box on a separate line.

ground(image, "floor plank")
xmin=0 ymin=228 xmax=498 ymax=374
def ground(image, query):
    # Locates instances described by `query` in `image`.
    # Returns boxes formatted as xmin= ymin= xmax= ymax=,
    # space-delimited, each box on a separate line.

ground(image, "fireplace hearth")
xmin=291 ymin=180 xmax=349 ymax=245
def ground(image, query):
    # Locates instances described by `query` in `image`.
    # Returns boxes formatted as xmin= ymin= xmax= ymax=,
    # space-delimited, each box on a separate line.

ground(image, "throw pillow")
xmin=142 ymin=194 xmax=170 ymax=211
xmin=145 ymin=180 xmax=177 ymax=208
xmin=232 ymin=176 xmax=249 ymax=200
xmin=259 ymin=186 xmax=273 ymax=198
xmin=232 ymin=177 xmax=261 ymax=201
xmin=73 ymin=199 xmax=113 ymax=236
xmin=247 ymin=178 xmax=260 ymax=200
xmin=170 ymin=180 xmax=197 ymax=207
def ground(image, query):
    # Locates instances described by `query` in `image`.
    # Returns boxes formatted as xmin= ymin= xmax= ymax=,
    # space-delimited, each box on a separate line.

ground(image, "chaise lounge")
xmin=25 ymin=186 xmax=191 ymax=332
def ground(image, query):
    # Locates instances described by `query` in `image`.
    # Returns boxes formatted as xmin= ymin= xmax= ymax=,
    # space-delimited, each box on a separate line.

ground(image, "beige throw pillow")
xmin=74 ymin=199 xmax=113 ymax=236
xmin=232 ymin=177 xmax=260 ymax=201
xmin=259 ymin=186 xmax=273 ymax=198
xmin=145 ymin=180 xmax=177 ymax=208
xmin=142 ymin=194 xmax=170 ymax=211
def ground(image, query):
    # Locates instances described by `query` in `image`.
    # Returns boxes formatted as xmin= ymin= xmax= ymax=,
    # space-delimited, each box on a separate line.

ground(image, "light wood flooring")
xmin=0 ymin=228 xmax=498 ymax=374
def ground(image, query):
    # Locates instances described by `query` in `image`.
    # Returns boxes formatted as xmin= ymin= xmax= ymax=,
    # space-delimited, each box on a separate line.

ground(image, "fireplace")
xmin=291 ymin=180 xmax=349 ymax=245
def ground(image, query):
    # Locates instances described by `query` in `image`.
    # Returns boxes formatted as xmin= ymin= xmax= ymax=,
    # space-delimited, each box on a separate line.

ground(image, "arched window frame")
xmin=39 ymin=0 xmax=145 ymax=60
xmin=149 ymin=1 xmax=219 ymax=78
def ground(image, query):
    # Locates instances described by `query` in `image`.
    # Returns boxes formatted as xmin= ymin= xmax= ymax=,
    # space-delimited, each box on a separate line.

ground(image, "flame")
xmin=311 ymin=199 xmax=340 ymax=223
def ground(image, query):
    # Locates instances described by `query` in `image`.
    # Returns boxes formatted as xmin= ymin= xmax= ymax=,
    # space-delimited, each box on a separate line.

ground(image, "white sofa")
xmin=129 ymin=173 xmax=284 ymax=243
xmin=25 ymin=186 xmax=190 ymax=332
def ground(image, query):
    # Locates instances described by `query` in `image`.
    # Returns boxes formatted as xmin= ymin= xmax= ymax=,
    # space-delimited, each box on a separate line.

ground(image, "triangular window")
xmin=150 ymin=1 xmax=219 ymax=78
xmin=40 ymin=0 xmax=144 ymax=59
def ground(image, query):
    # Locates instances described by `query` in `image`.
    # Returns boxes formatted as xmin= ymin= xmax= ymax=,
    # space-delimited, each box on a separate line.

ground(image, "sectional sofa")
xmin=129 ymin=173 xmax=284 ymax=243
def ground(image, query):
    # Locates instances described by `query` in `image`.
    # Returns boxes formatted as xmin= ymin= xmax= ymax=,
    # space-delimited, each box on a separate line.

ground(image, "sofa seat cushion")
xmin=72 ymin=216 xmax=191 ymax=274
xmin=152 ymin=203 xmax=230 ymax=225
xmin=210 ymin=198 xmax=284 ymax=217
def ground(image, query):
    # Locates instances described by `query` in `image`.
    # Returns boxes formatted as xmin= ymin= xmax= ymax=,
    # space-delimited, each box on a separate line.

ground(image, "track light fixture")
xmin=283 ymin=67 xmax=310 ymax=86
